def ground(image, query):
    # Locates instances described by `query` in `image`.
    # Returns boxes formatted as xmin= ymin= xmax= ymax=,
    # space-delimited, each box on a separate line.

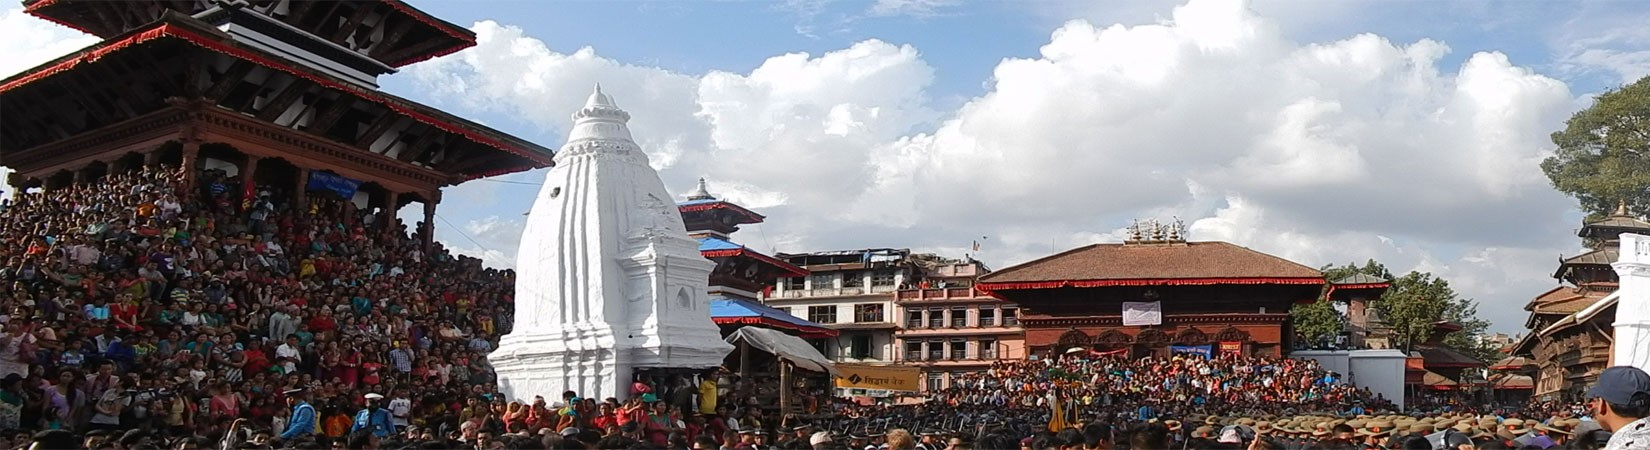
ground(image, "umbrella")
xmin=1514 ymin=434 xmax=1556 ymax=449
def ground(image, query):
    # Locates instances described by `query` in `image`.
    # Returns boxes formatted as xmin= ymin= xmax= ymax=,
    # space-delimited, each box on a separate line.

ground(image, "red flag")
xmin=241 ymin=176 xmax=256 ymax=212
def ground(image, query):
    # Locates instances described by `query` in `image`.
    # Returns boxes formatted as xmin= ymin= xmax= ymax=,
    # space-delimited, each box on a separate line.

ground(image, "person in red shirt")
xmin=592 ymin=402 xmax=619 ymax=433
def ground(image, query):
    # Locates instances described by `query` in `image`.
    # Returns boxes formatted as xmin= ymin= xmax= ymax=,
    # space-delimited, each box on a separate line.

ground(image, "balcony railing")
xmin=897 ymin=287 xmax=989 ymax=300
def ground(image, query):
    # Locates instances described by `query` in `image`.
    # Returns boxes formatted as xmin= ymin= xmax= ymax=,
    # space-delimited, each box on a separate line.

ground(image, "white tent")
xmin=725 ymin=327 xmax=838 ymax=377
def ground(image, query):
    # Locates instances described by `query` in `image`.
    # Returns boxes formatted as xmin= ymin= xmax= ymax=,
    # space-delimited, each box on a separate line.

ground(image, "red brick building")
xmin=976 ymin=227 xmax=1323 ymax=359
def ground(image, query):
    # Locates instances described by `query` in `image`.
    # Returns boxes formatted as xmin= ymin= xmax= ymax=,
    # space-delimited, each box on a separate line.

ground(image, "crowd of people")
xmin=4 ymin=163 xmax=1650 ymax=450
xmin=931 ymin=354 xmax=1396 ymax=420
xmin=0 ymin=164 xmax=512 ymax=448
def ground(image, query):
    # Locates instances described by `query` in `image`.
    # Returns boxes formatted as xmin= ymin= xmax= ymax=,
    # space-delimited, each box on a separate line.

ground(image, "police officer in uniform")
xmin=351 ymin=393 xmax=395 ymax=438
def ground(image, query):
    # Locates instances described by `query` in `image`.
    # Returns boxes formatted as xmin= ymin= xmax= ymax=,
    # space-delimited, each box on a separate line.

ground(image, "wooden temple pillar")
xmin=72 ymin=167 xmax=89 ymax=185
xmin=144 ymin=150 xmax=163 ymax=167
xmin=421 ymin=189 xmax=440 ymax=252
xmin=383 ymin=190 xmax=400 ymax=232
xmin=294 ymin=167 xmax=310 ymax=211
xmin=180 ymin=140 xmax=201 ymax=191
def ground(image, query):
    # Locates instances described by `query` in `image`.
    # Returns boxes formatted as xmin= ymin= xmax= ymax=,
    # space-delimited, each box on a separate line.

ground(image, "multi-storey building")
xmin=894 ymin=259 xmax=1025 ymax=391
xmin=766 ymin=249 xmax=914 ymax=364
xmin=1512 ymin=205 xmax=1646 ymax=401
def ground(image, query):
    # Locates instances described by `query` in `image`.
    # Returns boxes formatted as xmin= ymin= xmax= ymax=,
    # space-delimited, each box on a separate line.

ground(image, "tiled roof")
xmin=1560 ymin=248 xmax=1618 ymax=266
xmin=1416 ymin=344 xmax=1484 ymax=368
xmin=1332 ymin=273 xmax=1389 ymax=285
xmin=978 ymin=241 xmax=1322 ymax=284
xmin=699 ymin=236 xmax=744 ymax=252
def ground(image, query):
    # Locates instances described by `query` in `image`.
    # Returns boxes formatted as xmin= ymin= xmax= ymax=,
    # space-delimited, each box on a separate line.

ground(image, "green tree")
xmin=1541 ymin=76 xmax=1650 ymax=219
xmin=1308 ymin=260 xmax=1490 ymax=362
xmin=1290 ymin=297 xmax=1343 ymax=345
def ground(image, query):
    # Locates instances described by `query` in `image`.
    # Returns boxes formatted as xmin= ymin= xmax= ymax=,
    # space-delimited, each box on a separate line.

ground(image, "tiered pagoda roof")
xmin=1 ymin=1 xmax=550 ymax=191
xmin=23 ymin=0 xmax=474 ymax=68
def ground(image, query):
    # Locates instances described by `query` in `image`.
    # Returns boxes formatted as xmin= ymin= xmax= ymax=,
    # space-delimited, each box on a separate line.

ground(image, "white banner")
xmin=1122 ymin=301 xmax=1162 ymax=326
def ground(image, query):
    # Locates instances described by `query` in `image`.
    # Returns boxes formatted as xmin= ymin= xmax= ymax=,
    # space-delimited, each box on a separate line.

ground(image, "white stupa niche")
xmin=489 ymin=85 xmax=734 ymax=401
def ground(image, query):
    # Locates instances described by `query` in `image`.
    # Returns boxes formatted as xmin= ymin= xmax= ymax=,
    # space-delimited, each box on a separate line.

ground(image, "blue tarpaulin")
xmin=307 ymin=171 xmax=364 ymax=199
xmin=709 ymin=297 xmax=836 ymax=337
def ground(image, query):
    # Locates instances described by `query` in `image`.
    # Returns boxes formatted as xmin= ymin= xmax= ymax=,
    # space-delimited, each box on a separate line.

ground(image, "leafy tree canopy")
xmin=1542 ymin=75 xmax=1650 ymax=220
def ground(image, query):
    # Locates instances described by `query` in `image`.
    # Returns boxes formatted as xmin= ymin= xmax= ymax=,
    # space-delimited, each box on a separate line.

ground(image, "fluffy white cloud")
xmin=0 ymin=1 xmax=1615 ymax=333
xmin=0 ymin=7 xmax=97 ymax=78
xmin=403 ymin=0 xmax=1599 ymax=332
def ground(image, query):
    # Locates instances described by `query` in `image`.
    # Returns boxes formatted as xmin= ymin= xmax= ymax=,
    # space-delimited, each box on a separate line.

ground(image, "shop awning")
xmin=726 ymin=327 xmax=838 ymax=377
xmin=710 ymin=297 xmax=838 ymax=338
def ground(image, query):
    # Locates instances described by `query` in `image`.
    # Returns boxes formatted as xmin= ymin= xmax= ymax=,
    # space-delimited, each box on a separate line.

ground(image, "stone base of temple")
xmin=490 ymin=322 xmax=731 ymax=402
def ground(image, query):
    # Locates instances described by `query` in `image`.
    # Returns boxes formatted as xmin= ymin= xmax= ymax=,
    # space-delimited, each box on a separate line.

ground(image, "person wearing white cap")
xmin=351 ymin=393 xmax=396 ymax=438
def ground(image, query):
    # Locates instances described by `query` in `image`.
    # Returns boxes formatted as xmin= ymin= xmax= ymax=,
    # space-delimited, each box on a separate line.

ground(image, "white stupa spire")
xmin=490 ymin=85 xmax=733 ymax=402
xmin=685 ymin=177 xmax=715 ymax=201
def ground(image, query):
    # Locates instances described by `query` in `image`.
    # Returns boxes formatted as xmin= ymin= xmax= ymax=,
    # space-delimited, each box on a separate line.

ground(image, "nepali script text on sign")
xmin=834 ymin=364 xmax=920 ymax=392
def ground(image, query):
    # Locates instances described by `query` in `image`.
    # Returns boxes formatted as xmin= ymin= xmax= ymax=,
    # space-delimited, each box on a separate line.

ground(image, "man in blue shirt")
xmin=280 ymin=388 xmax=317 ymax=441
xmin=352 ymin=393 xmax=396 ymax=438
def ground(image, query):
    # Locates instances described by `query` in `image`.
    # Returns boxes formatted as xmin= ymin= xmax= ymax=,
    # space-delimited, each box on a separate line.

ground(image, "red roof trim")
xmin=713 ymin=317 xmax=838 ymax=338
xmin=678 ymin=202 xmax=765 ymax=223
xmin=703 ymin=248 xmax=809 ymax=278
xmin=22 ymin=0 xmax=97 ymax=35
xmin=1332 ymin=283 xmax=1389 ymax=291
xmin=977 ymin=277 xmax=1324 ymax=292
xmin=378 ymin=0 xmax=476 ymax=48
xmin=0 ymin=23 xmax=552 ymax=170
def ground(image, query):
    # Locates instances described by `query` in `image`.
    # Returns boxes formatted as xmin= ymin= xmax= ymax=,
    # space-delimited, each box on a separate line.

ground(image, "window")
xmin=906 ymin=309 xmax=924 ymax=329
xmin=809 ymin=274 xmax=835 ymax=290
xmin=843 ymin=271 xmax=864 ymax=288
xmin=855 ymin=304 xmax=884 ymax=323
xmin=784 ymin=277 xmax=805 ymax=290
xmin=851 ymin=334 xmax=873 ymax=359
xmin=811 ymin=339 xmax=831 ymax=358
xmin=808 ymin=305 xmax=836 ymax=324
xmin=1002 ymin=307 xmax=1018 ymax=326
xmin=950 ymin=307 xmax=968 ymax=327
xmin=978 ymin=308 xmax=996 ymax=327
xmin=927 ymin=339 xmax=944 ymax=360
xmin=776 ymin=306 xmax=792 ymax=317
xmin=979 ymin=338 xmax=997 ymax=359
xmin=950 ymin=338 xmax=967 ymax=360
xmin=872 ymin=270 xmax=897 ymax=287
xmin=928 ymin=308 xmax=945 ymax=328
xmin=926 ymin=372 xmax=944 ymax=391
xmin=905 ymin=341 xmax=924 ymax=361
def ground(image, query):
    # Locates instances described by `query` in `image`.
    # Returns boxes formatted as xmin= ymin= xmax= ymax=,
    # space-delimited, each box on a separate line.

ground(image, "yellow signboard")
xmin=834 ymin=364 xmax=921 ymax=392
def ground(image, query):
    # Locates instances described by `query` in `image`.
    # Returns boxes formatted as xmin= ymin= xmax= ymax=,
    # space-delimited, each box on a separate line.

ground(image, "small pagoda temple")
xmin=678 ymin=179 xmax=833 ymax=339
xmin=976 ymin=220 xmax=1324 ymax=358
xmin=1513 ymin=203 xmax=1650 ymax=400
xmin=2 ymin=0 xmax=552 ymax=245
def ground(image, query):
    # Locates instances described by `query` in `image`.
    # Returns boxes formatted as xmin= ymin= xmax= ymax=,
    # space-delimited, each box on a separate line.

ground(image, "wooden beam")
xmin=282 ymin=0 xmax=318 ymax=27
xmin=62 ymin=71 xmax=118 ymax=127
xmin=396 ymin=126 xmax=441 ymax=162
xmin=255 ymin=78 xmax=310 ymax=122
xmin=181 ymin=52 xmax=206 ymax=98
xmin=369 ymin=15 xmax=418 ymax=58
xmin=303 ymin=95 xmax=356 ymax=135
xmin=83 ymin=2 xmax=126 ymax=36
xmin=202 ymin=61 xmax=255 ymax=103
xmin=378 ymin=37 xmax=451 ymax=66
xmin=329 ymin=3 xmax=378 ymax=46
xmin=446 ymin=148 xmax=515 ymax=174
xmin=352 ymin=112 xmax=400 ymax=148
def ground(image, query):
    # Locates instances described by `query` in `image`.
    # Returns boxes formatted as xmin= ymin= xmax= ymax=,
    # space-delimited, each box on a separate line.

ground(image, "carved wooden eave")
xmin=23 ymin=0 xmax=476 ymax=68
xmin=1020 ymin=313 xmax=1290 ymax=327
xmin=1 ymin=16 xmax=551 ymax=188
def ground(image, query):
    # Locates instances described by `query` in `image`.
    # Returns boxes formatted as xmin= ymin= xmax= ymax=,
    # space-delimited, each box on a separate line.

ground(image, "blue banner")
xmin=306 ymin=171 xmax=363 ymax=199
xmin=1170 ymin=344 xmax=1212 ymax=359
